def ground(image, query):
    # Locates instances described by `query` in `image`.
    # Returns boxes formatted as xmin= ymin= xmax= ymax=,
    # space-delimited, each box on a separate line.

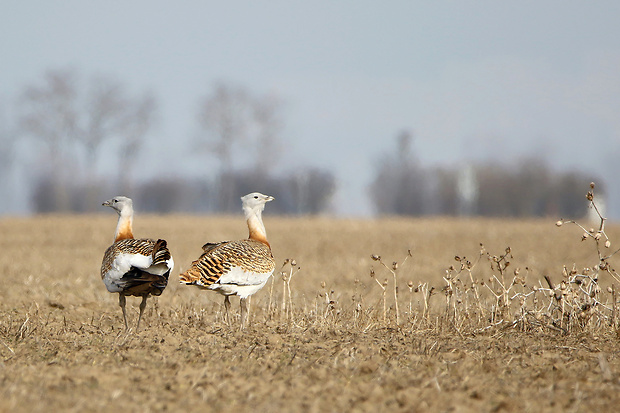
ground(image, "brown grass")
xmin=1 ymin=213 xmax=620 ymax=412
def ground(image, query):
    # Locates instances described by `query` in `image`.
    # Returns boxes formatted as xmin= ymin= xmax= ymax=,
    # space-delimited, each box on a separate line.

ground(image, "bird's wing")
xmin=179 ymin=239 xmax=274 ymax=287
xmin=101 ymin=238 xmax=173 ymax=293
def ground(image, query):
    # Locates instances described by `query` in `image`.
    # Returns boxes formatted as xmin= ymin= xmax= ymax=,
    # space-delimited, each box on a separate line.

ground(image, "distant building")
xmin=457 ymin=164 xmax=478 ymax=216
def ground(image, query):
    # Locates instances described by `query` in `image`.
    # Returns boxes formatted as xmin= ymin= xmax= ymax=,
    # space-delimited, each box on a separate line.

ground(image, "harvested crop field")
xmin=1 ymin=214 xmax=620 ymax=412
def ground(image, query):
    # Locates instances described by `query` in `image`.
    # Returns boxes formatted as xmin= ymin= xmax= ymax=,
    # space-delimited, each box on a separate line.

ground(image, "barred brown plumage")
xmin=179 ymin=192 xmax=275 ymax=329
xmin=179 ymin=239 xmax=275 ymax=287
xmin=101 ymin=238 xmax=170 ymax=277
xmin=101 ymin=196 xmax=174 ymax=331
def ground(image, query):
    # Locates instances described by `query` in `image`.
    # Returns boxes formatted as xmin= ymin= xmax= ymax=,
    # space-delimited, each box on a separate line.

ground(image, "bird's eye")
xmin=254 ymin=195 xmax=259 ymax=199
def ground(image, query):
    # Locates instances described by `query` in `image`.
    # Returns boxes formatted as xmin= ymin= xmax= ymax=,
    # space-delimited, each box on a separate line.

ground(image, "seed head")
xmin=370 ymin=268 xmax=375 ymax=278
xmin=392 ymin=262 xmax=398 ymax=270
xmin=555 ymin=220 xmax=563 ymax=227
xmin=605 ymin=240 xmax=612 ymax=248
xmin=586 ymin=191 xmax=594 ymax=201
xmin=582 ymin=233 xmax=588 ymax=241
xmin=371 ymin=254 xmax=381 ymax=261
xmin=290 ymin=259 xmax=297 ymax=266
xmin=590 ymin=182 xmax=595 ymax=189
xmin=594 ymin=232 xmax=602 ymax=240
xmin=407 ymin=280 xmax=414 ymax=288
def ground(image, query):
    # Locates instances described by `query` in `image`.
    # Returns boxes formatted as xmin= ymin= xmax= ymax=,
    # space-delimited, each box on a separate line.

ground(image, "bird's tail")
xmin=151 ymin=239 xmax=172 ymax=280
xmin=152 ymin=239 xmax=170 ymax=263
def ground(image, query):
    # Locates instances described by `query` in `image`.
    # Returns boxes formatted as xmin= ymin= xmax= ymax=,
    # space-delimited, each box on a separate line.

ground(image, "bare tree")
xmin=289 ymin=167 xmax=336 ymax=214
xmin=19 ymin=69 xmax=158 ymax=212
xmin=196 ymin=83 xmax=252 ymax=211
xmin=369 ymin=130 xmax=429 ymax=215
xmin=252 ymin=93 xmax=282 ymax=175
xmin=80 ymin=77 xmax=128 ymax=172
xmin=0 ymin=99 xmax=14 ymax=173
xmin=117 ymin=92 xmax=157 ymax=194
xmin=197 ymin=83 xmax=251 ymax=171
xmin=0 ymin=99 xmax=17 ymax=213
xmin=473 ymin=159 xmax=596 ymax=218
xmin=18 ymin=70 xmax=78 ymax=211
xmin=196 ymin=82 xmax=285 ymax=212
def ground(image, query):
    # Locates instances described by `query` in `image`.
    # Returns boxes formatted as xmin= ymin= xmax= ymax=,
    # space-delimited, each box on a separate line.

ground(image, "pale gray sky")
xmin=2 ymin=1 xmax=620 ymax=216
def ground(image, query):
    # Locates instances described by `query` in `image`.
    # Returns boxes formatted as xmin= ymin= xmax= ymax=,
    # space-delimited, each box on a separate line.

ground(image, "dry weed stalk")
xmin=420 ymin=282 xmax=435 ymax=322
xmin=553 ymin=182 xmax=620 ymax=331
xmin=369 ymin=267 xmax=387 ymax=324
xmin=370 ymin=250 xmax=412 ymax=326
xmin=352 ymin=278 xmax=363 ymax=327
xmin=444 ymin=246 xmax=486 ymax=324
xmin=423 ymin=183 xmax=620 ymax=335
xmin=278 ymin=259 xmax=300 ymax=323
xmin=358 ymin=184 xmax=619 ymax=336
xmin=318 ymin=281 xmax=338 ymax=326
xmin=407 ymin=281 xmax=414 ymax=318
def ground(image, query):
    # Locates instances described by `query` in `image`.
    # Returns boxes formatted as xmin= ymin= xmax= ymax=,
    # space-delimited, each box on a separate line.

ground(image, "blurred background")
xmin=1 ymin=1 xmax=618 ymax=218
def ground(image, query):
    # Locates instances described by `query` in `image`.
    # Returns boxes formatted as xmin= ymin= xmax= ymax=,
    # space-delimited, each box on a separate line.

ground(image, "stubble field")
xmin=1 ymin=213 xmax=620 ymax=412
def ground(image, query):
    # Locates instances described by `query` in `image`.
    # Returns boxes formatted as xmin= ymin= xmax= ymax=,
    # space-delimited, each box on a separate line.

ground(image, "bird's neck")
xmin=245 ymin=206 xmax=269 ymax=247
xmin=114 ymin=209 xmax=134 ymax=242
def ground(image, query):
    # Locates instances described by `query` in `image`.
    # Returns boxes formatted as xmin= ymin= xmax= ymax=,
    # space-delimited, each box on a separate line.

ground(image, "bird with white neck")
xmin=179 ymin=192 xmax=276 ymax=329
xmin=100 ymin=196 xmax=174 ymax=331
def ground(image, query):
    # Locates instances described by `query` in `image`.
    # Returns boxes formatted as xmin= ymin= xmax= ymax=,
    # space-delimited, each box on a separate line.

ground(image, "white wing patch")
xmin=114 ymin=252 xmax=153 ymax=273
xmin=210 ymin=266 xmax=274 ymax=298
xmin=103 ymin=252 xmax=152 ymax=293
xmin=218 ymin=266 xmax=272 ymax=286
xmin=149 ymin=257 xmax=175 ymax=276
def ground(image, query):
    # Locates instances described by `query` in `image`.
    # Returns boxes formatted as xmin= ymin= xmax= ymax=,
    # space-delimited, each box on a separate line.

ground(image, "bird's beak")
xmin=266 ymin=196 xmax=274 ymax=202
xmin=102 ymin=200 xmax=112 ymax=207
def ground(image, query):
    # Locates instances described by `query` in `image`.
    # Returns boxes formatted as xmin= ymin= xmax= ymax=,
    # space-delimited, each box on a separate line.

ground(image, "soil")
xmin=1 ymin=215 xmax=619 ymax=412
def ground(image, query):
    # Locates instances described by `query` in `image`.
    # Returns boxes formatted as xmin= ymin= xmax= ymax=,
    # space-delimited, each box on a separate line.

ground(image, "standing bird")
xmin=100 ymin=196 xmax=174 ymax=331
xmin=179 ymin=192 xmax=275 ymax=329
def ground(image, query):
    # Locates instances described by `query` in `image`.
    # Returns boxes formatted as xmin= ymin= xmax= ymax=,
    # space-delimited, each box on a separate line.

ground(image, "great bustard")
xmin=179 ymin=192 xmax=275 ymax=329
xmin=100 ymin=196 xmax=174 ymax=330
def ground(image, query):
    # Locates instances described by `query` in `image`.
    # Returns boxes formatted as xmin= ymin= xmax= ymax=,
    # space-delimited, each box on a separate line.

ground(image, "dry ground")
xmin=1 ymin=214 xmax=620 ymax=412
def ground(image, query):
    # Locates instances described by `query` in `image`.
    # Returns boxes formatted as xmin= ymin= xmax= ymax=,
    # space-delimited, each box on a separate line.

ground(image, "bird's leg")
xmin=137 ymin=295 xmax=148 ymax=331
xmin=119 ymin=293 xmax=128 ymax=330
xmin=224 ymin=296 xmax=231 ymax=327
xmin=240 ymin=297 xmax=248 ymax=330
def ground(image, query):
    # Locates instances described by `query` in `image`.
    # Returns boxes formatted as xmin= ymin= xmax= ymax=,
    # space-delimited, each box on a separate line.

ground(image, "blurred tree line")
xmin=369 ymin=131 xmax=602 ymax=218
xmin=4 ymin=69 xmax=335 ymax=214
xmin=0 ymin=69 xmax=602 ymax=217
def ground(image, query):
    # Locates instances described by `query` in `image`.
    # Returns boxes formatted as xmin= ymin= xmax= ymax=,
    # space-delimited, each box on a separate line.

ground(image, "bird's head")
xmin=241 ymin=192 xmax=274 ymax=213
xmin=102 ymin=196 xmax=133 ymax=215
